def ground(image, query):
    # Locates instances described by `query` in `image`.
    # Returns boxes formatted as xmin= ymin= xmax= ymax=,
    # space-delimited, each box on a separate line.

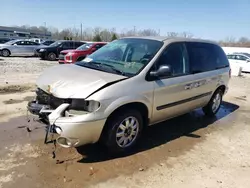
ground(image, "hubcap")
xmin=212 ymin=93 xmax=221 ymax=113
xmin=2 ymin=50 xmax=9 ymax=56
xmin=116 ymin=116 xmax=139 ymax=148
xmin=49 ymin=53 xmax=55 ymax=60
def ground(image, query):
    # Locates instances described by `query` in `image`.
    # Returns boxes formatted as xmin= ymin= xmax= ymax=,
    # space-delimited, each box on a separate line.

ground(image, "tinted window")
xmin=26 ymin=41 xmax=39 ymax=45
xmin=15 ymin=41 xmax=26 ymax=45
xmin=155 ymin=43 xmax=189 ymax=76
xmin=62 ymin=42 xmax=71 ymax=49
xmin=95 ymin=44 xmax=105 ymax=49
xmin=236 ymin=55 xmax=248 ymax=61
xmin=186 ymin=42 xmax=229 ymax=73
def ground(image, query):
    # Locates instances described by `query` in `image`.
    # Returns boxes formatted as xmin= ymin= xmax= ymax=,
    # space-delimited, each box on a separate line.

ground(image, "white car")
xmin=227 ymin=53 xmax=250 ymax=72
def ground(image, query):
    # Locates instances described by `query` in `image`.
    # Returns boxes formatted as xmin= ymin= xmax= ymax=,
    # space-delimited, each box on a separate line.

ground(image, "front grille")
xmin=36 ymin=88 xmax=71 ymax=109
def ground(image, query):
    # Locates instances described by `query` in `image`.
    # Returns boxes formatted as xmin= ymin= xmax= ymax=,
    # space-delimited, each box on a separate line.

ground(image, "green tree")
xmin=111 ymin=33 xmax=118 ymax=41
xmin=93 ymin=34 xmax=102 ymax=42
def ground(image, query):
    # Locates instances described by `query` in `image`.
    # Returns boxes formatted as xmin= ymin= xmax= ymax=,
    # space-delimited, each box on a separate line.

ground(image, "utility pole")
xmin=80 ymin=23 xmax=83 ymax=41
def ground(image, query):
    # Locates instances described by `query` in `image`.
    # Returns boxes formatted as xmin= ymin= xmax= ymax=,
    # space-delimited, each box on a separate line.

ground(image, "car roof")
xmin=122 ymin=36 xmax=218 ymax=45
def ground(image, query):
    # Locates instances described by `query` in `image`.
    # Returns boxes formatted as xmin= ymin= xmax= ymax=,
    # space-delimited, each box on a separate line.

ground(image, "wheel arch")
xmin=1 ymin=48 xmax=11 ymax=56
xmin=99 ymin=101 xmax=150 ymax=143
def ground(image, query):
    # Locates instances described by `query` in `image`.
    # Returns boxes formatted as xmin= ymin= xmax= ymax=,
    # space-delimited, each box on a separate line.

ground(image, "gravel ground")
xmin=0 ymin=57 xmax=250 ymax=188
xmin=0 ymin=57 xmax=55 ymax=85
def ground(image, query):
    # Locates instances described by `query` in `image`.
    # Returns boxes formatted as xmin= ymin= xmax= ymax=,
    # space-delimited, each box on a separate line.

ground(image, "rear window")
xmin=186 ymin=42 xmax=229 ymax=73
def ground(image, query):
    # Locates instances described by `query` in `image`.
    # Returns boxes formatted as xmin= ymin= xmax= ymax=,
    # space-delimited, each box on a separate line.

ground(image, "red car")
xmin=58 ymin=42 xmax=107 ymax=64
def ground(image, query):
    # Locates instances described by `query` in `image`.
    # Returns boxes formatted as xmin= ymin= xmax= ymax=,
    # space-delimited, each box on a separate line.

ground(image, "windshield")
xmin=77 ymin=43 xmax=94 ymax=50
xmin=76 ymin=38 xmax=163 ymax=76
xmin=49 ymin=41 xmax=62 ymax=47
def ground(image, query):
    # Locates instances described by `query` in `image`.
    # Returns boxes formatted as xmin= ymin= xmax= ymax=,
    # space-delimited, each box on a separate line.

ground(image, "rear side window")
xmin=186 ymin=42 xmax=229 ymax=73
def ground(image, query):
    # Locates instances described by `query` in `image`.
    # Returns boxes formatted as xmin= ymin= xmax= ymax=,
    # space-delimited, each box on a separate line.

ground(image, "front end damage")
xmin=27 ymin=88 xmax=106 ymax=148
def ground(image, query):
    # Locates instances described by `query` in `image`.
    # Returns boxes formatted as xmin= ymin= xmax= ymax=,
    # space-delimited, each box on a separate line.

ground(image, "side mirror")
xmin=247 ymin=59 xmax=250 ymax=63
xmin=13 ymin=43 xmax=17 ymax=46
xmin=150 ymin=65 xmax=172 ymax=77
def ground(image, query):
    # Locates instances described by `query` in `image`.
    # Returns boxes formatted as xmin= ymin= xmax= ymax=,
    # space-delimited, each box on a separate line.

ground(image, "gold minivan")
xmin=28 ymin=37 xmax=230 ymax=153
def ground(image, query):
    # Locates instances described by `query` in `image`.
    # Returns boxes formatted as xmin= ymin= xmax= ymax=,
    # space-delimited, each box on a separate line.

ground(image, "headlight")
xmin=39 ymin=49 xmax=46 ymax=52
xmin=70 ymin=99 xmax=100 ymax=112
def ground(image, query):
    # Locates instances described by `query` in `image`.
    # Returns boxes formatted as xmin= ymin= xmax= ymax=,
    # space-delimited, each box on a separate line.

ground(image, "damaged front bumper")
xmin=27 ymin=101 xmax=106 ymax=148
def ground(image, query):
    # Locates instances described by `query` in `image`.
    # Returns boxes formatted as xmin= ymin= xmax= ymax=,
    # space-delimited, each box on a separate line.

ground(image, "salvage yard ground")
xmin=0 ymin=57 xmax=250 ymax=188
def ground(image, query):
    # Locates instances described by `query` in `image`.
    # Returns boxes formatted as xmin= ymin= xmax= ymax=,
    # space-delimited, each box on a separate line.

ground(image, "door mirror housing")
xmin=13 ymin=43 xmax=17 ymax=46
xmin=150 ymin=65 xmax=172 ymax=77
xmin=246 ymin=59 xmax=250 ymax=63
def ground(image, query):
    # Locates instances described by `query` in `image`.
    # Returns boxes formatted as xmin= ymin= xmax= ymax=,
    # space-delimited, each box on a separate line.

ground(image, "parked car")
xmin=0 ymin=39 xmax=44 ymax=57
xmin=41 ymin=40 xmax=56 ymax=46
xmin=227 ymin=53 xmax=250 ymax=72
xmin=35 ymin=40 xmax=85 ymax=61
xmin=58 ymin=42 xmax=107 ymax=64
xmin=27 ymin=37 xmax=230 ymax=153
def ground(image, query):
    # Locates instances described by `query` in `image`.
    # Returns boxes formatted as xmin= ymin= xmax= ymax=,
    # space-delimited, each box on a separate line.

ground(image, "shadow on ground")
xmin=77 ymin=101 xmax=239 ymax=163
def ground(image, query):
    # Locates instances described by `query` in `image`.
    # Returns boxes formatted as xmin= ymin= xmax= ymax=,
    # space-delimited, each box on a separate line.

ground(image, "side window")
xmin=236 ymin=55 xmax=248 ymax=61
xmin=155 ymin=42 xmax=189 ymax=76
xmin=95 ymin=44 xmax=102 ymax=49
xmin=186 ymin=42 xmax=217 ymax=73
xmin=26 ymin=41 xmax=38 ymax=45
xmin=62 ymin=42 xmax=71 ymax=49
xmin=78 ymin=42 xmax=84 ymax=47
xmin=15 ymin=41 xmax=26 ymax=45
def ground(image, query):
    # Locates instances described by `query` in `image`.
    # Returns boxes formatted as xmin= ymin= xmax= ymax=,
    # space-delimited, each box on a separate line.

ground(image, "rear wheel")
xmin=103 ymin=109 xmax=143 ymax=153
xmin=203 ymin=89 xmax=223 ymax=117
xmin=2 ymin=49 xmax=10 ymax=57
xmin=47 ymin=52 xmax=57 ymax=61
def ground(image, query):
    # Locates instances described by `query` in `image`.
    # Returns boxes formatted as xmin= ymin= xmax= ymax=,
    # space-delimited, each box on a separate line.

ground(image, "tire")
xmin=2 ymin=49 xmax=10 ymax=57
xmin=47 ymin=52 xmax=57 ymax=61
xmin=104 ymin=109 xmax=143 ymax=154
xmin=203 ymin=89 xmax=223 ymax=117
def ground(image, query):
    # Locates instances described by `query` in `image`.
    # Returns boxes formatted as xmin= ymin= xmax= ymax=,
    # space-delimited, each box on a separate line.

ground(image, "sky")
xmin=1 ymin=0 xmax=250 ymax=40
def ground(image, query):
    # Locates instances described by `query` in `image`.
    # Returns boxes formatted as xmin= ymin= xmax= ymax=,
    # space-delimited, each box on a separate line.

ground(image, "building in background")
xmin=0 ymin=26 xmax=52 ymax=40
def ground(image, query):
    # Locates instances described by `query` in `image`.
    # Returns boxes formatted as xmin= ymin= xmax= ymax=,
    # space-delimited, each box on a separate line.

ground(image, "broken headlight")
xmin=70 ymin=99 xmax=100 ymax=112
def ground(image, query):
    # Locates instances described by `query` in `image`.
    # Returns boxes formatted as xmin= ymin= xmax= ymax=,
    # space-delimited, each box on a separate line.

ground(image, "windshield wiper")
xmin=84 ymin=61 xmax=125 ymax=75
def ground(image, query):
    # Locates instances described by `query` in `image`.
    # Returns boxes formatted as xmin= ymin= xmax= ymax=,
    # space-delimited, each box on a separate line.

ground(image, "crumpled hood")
xmin=36 ymin=64 xmax=127 ymax=99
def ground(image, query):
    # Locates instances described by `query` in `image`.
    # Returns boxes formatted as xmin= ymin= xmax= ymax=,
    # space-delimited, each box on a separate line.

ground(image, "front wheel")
xmin=104 ymin=109 xmax=143 ymax=153
xmin=203 ymin=89 xmax=223 ymax=117
xmin=2 ymin=49 xmax=10 ymax=57
xmin=47 ymin=52 xmax=57 ymax=61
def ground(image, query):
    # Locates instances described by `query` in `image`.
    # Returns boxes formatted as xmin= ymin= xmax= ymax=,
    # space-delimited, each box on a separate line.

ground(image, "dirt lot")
xmin=0 ymin=57 xmax=250 ymax=188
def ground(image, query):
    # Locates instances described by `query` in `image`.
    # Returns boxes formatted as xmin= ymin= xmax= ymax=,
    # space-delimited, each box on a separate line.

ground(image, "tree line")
xmin=12 ymin=25 xmax=250 ymax=47
xmin=12 ymin=25 xmax=194 ymax=42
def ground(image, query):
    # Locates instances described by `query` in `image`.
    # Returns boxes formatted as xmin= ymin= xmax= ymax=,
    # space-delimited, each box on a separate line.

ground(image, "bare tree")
xmin=167 ymin=32 xmax=178 ymax=37
xmin=180 ymin=32 xmax=193 ymax=38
